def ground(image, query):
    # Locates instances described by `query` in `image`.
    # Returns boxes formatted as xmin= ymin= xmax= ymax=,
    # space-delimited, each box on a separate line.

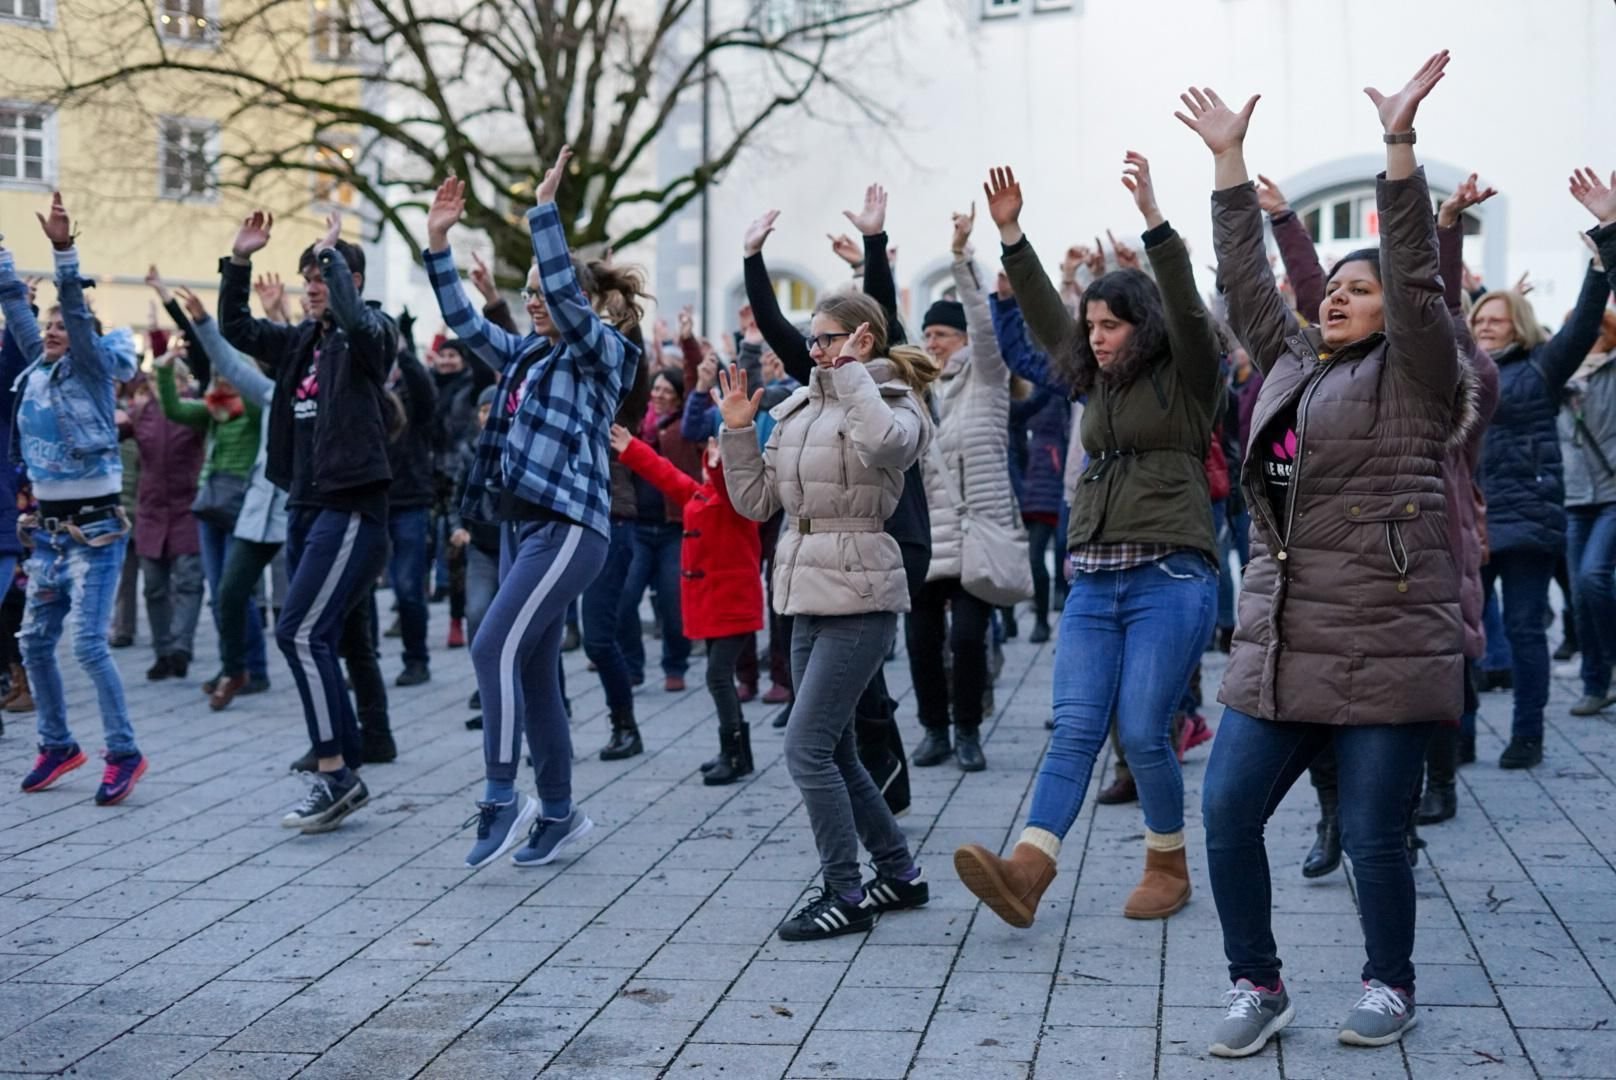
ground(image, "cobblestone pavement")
xmin=0 ymin=600 xmax=1613 ymax=1079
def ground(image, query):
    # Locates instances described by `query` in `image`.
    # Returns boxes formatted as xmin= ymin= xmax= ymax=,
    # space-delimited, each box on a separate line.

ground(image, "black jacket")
xmin=387 ymin=350 xmax=437 ymax=510
xmin=219 ymin=249 xmax=397 ymax=498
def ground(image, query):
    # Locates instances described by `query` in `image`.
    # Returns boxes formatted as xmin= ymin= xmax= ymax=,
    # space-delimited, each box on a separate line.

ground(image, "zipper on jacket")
xmin=1272 ymin=341 xmax=1332 ymax=561
xmin=1385 ymin=520 xmax=1410 ymax=593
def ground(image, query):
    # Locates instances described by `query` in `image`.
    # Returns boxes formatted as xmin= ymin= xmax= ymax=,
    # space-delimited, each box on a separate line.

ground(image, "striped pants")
xmin=277 ymin=508 xmax=388 ymax=762
xmin=475 ymin=520 xmax=606 ymax=790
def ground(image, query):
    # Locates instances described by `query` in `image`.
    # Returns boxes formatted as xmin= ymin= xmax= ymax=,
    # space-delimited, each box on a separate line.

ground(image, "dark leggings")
xmin=1026 ymin=518 xmax=1059 ymax=622
xmin=217 ymin=538 xmax=280 ymax=677
xmin=705 ymin=633 xmax=749 ymax=736
xmin=908 ymin=577 xmax=993 ymax=731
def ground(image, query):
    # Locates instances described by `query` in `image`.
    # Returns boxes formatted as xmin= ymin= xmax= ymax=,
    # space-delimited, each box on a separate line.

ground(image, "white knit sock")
xmin=1145 ymin=829 xmax=1185 ymax=853
xmin=1019 ymin=827 xmax=1061 ymax=861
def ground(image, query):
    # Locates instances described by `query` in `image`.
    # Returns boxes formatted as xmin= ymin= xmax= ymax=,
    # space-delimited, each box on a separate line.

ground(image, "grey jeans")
xmin=786 ymin=611 xmax=913 ymax=896
xmin=142 ymin=553 xmax=204 ymax=660
xmin=464 ymin=545 xmax=498 ymax=643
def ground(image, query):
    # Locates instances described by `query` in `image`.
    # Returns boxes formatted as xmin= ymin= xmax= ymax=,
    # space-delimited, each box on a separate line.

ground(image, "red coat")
xmin=619 ymin=436 xmax=763 ymax=640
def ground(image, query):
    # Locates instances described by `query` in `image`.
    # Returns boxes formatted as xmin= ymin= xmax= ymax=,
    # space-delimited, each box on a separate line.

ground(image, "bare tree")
xmin=7 ymin=0 xmax=917 ymax=271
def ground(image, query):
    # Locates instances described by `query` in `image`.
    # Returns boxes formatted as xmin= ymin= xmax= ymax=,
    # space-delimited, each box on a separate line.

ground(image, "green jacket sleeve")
xmin=1143 ymin=225 xmax=1222 ymax=412
xmin=155 ymin=365 xmax=210 ymax=430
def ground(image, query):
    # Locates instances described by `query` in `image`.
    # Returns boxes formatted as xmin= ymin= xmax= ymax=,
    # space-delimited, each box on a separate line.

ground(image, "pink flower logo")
xmin=1271 ymin=430 xmax=1296 ymax=462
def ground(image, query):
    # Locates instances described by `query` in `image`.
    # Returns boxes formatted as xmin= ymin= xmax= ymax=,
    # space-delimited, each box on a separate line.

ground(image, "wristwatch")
xmin=1383 ymin=130 xmax=1416 ymax=145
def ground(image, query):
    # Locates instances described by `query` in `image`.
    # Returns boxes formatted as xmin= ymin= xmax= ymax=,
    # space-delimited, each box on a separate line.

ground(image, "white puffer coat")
xmin=721 ymin=356 xmax=928 ymax=617
xmin=922 ymin=256 xmax=1017 ymax=582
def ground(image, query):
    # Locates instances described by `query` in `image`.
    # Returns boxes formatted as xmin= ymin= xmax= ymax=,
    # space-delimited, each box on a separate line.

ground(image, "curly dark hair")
xmin=1059 ymin=269 xmax=1170 ymax=396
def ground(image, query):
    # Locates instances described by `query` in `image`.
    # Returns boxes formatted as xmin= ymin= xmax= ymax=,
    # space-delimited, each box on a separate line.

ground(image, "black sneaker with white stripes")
xmin=858 ymin=869 xmax=930 ymax=914
xmin=777 ymin=889 xmax=875 ymax=942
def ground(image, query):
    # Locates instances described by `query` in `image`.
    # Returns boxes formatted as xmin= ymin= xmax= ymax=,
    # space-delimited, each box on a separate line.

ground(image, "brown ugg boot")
xmin=0 ymin=663 xmax=22 ymax=709
xmin=5 ymin=665 xmax=33 ymax=714
xmin=954 ymin=841 xmax=1057 ymax=929
xmin=1123 ymin=844 xmax=1191 ymax=919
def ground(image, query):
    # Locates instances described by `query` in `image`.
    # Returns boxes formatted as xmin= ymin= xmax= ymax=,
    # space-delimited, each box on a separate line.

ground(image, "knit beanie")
xmin=922 ymin=300 xmax=967 ymax=333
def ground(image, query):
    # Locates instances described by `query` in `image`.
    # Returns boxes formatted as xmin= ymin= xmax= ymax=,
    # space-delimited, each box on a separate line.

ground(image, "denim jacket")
xmin=0 ymin=248 xmax=138 ymax=479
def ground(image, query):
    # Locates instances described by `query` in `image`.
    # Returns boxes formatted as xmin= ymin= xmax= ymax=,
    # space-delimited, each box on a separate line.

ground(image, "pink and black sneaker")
xmin=94 ymin=752 xmax=147 ymax=806
xmin=21 ymin=744 xmax=87 ymax=792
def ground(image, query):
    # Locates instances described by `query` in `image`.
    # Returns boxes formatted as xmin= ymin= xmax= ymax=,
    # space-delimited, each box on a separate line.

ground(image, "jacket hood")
xmin=101 ymin=327 xmax=140 ymax=382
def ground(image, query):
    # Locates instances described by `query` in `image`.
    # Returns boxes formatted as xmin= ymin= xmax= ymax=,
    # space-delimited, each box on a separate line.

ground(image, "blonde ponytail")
xmin=886 ymin=344 xmax=941 ymax=392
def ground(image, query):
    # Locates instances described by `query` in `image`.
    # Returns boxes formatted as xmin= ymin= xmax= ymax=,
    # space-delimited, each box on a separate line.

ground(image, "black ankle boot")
xmin=954 ymin=727 xmax=986 ymax=772
xmin=599 ymin=709 xmax=643 ymax=761
xmin=1302 ymin=789 xmax=1341 ymax=879
xmin=911 ymin=728 xmax=952 ymax=767
xmin=1499 ymin=736 xmax=1542 ymax=770
xmin=1415 ymin=729 xmax=1457 ymax=825
xmin=361 ymin=727 xmax=397 ymax=764
xmin=1457 ymin=732 xmax=1476 ymax=766
xmin=704 ymin=725 xmax=751 ymax=786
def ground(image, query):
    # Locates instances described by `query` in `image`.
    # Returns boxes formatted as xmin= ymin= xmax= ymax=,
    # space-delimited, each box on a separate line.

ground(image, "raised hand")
xmin=1570 ymin=168 xmax=1616 ymax=226
xmin=1255 ymin=174 xmax=1289 ymax=216
xmin=1120 ymin=151 xmax=1163 ymax=229
xmin=232 ymin=209 xmax=275 ymax=261
xmin=23 ymin=276 xmax=41 ymax=306
xmin=1364 ymin=50 xmax=1449 ymax=134
xmin=468 ymin=250 xmax=498 ymax=302
xmin=1108 ymin=229 xmax=1141 ymax=271
xmin=827 ymin=233 xmax=863 ymax=268
xmin=176 ymin=286 xmax=208 ymax=324
xmin=1085 ymin=238 xmax=1106 ymax=279
xmin=1060 ymin=246 xmax=1084 ymax=283
xmin=608 ymin=423 xmax=632 ymax=454
xmin=950 ymin=204 xmax=976 ymax=256
xmin=744 ymin=211 xmax=779 ymax=257
xmin=677 ymin=305 xmax=695 ymax=341
xmin=1438 ymin=172 xmax=1497 ymax=229
xmin=535 ymin=145 xmax=573 ymax=206
xmin=313 ymin=210 xmax=342 ymax=255
xmin=34 ymin=192 xmax=73 ymax=250
xmin=838 ymin=321 xmax=873 ymax=363
xmin=983 ymin=167 xmax=1024 ymax=243
xmin=153 ymin=337 xmax=187 ymax=369
xmin=713 ymin=364 xmax=763 ymax=429
xmin=1175 ymin=87 xmax=1260 ymax=156
xmin=1513 ymin=271 xmax=1534 ymax=297
xmin=843 ymin=183 xmax=888 ymax=236
xmin=996 ymin=270 xmax=1013 ymax=300
xmin=426 ymin=176 xmax=465 ymax=249
xmin=696 ymin=353 xmax=719 ymax=392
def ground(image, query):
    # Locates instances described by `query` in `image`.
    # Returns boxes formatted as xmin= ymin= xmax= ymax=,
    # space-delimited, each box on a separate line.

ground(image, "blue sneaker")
xmin=22 ymin=744 xmax=87 ymax=793
xmin=94 ymin=752 xmax=148 ymax=806
xmin=464 ymin=795 xmax=538 ymax=869
xmin=511 ymin=809 xmax=593 ymax=867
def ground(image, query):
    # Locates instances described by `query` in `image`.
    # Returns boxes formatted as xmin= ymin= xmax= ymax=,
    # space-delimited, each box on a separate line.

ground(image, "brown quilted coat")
xmin=1214 ymin=170 xmax=1464 ymax=727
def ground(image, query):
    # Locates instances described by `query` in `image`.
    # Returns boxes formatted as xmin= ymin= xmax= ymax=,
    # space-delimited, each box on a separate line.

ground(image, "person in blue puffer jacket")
xmin=1 ymin=193 xmax=146 ymax=806
xmin=1472 ymin=221 xmax=1612 ymax=769
xmin=1017 ymin=385 xmax=1067 ymax=643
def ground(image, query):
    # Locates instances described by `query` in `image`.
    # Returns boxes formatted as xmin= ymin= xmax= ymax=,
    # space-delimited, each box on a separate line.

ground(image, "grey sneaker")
xmin=464 ymin=794 xmax=538 ymax=869
xmin=511 ymin=809 xmax=593 ymax=867
xmin=1209 ymin=979 xmax=1294 ymax=1058
xmin=1570 ymin=693 xmax=1616 ymax=716
xmin=281 ymin=773 xmax=368 ymax=833
xmin=1338 ymin=980 xmax=1416 ymax=1046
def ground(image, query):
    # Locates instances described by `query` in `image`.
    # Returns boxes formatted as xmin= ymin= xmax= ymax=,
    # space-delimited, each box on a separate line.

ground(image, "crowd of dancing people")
xmin=4 ymin=49 xmax=1616 ymax=1058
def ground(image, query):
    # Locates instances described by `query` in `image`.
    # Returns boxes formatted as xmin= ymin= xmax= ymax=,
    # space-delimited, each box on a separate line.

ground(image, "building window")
xmin=157 ymin=0 xmax=216 ymax=44
xmin=771 ymin=274 xmax=816 ymax=321
xmin=311 ymin=0 xmax=355 ymax=62
xmin=158 ymin=118 xmax=217 ymax=201
xmin=759 ymin=0 xmax=846 ymax=36
xmin=0 ymin=106 xmax=51 ymax=188
xmin=982 ymin=0 xmax=1021 ymax=18
xmin=311 ymin=136 xmax=358 ymax=207
xmin=0 ymin=0 xmax=48 ymax=24
xmin=1293 ymin=182 xmax=1487 ymax=289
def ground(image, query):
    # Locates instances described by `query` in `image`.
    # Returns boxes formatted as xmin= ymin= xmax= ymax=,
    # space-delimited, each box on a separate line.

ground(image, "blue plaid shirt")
xmin=425 ymin=204 xmax=640 ymax=539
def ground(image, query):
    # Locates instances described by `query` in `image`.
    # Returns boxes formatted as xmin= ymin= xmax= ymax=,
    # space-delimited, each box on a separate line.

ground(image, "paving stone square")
xmin=1 ymin=595 xmax=1613 ymax=1077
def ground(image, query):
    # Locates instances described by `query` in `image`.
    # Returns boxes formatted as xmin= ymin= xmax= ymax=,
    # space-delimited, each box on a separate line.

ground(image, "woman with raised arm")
xmin=1187 ymin=54 xmax=1464 ymax=1056
xmin=1470 ymin=174 xmax=1613 ymax=765
xmin=422 ymin=149 xmax=646 ymax=871
xmin=954 ymin=150 xmax=1221 ymax=928
xmin=717 ymin=299 xmax=934 ymax=942
xmin=2 ymin=194 xmax=146 ymax=806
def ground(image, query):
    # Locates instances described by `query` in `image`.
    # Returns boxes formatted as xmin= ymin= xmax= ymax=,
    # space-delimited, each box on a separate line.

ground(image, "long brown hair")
xmin=573 ymin=257 xmax=649 ymax=329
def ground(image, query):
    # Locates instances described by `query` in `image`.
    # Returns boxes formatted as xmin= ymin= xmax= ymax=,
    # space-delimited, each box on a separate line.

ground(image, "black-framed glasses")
xmin=805 ymin=332 xmax=850 ymax=351
xmin=519 ymin=288 xmax=539 ymax=302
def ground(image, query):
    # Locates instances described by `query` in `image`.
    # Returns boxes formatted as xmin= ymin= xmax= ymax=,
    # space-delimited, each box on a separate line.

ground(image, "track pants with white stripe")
xmin=475 ymin=519 xmax=607 ymax=790
xmin=277 ymin=508 xmax=389 ymax=762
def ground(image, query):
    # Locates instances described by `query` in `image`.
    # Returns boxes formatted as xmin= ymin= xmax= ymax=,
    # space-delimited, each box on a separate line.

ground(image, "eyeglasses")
xmin=805 ymin=332 xmax=851 ymax=351
xmin=519 ymin=288 xmax=539 ymax=302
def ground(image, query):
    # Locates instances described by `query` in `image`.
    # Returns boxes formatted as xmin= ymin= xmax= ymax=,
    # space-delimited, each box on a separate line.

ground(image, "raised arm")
xmin=162 ymin=296 xmax=212 ymax=388
xmin=1260 ymin=176 xmax=1326 ymax=321
xmin=1537 ymin=169 xmax=1616 ymax=391
xmin=617 ymin=430 xmax=700 ymax=509
xmin=989 ymin=288 xmax=1068 ymax=395
xmin=985 ymin=166 xmax=1082 ymax=362
xmin=0 ymin=248 xmax=42 ymax=370
xmin=154 ymin=358 xmax=208 ymax=430
xmin=220 ymin=209 xmax=298 ymax=368
xmin=950 ymin=209 xmax=1008 ymax=386
xmin=742 ymin=210 xmax=813 ymax=384
xmin=1125 ymin=151 xmax=1222 ymax=408
xmin=713 ymin=366 xmax=781 ymax=522
xmin=185 ymin=289 xmax=276 ymax=407
xmin=423 ymin=176 xmax=531 ymax=373
xmin=842 ymin=183 xmax=907 ymax=344
xmin=309 ymin=213 xmax=391 ymax=382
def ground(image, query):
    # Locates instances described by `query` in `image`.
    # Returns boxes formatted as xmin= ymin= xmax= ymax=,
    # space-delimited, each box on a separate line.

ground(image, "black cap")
xmin=922 ymin=299 xmax=966 ymax=333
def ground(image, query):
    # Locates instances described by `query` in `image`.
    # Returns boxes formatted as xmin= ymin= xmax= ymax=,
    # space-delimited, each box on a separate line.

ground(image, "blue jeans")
xmin=21 ymin=520 xmax=136 ymax=755
xmin=1567 ymin=504 xmax=1616 ymax=697
xmin=1203 ymin=708 xmax=1433 ymax=990
xmin=1215 ymin=503 xmax=1249 ymax=632
xmin=582 ymin=519 xmax=636 ymax=712
xmin=278 ymin=509 xmax=388 ymax=762
xmin=199 ymin=518 xmax=268 ymax=681
xmin=387 ymin=507 xmax=431 ymax=667
xmin=619 ymin=520 xmax=689 ymax=679
xmin=1482 ymin=550 xmax=1553 ymax=740
xmin=1026 ymin=551 xmax=1216 ymax=838
xmin=1482 ymin=585 xmax=1512 ymax=671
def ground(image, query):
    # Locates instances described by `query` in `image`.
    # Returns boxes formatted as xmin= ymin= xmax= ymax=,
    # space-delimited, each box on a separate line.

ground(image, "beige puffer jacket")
xmin=922 ymin=256 xmax=1017 ymax=582
xmin=721 ymin=356 xmax=928 ymax=616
